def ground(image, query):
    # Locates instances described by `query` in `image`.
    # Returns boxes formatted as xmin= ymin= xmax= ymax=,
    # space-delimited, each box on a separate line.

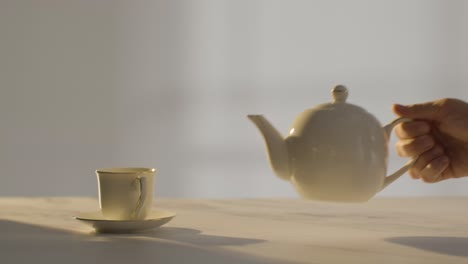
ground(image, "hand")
xmin=393 ymin=98 xmax=468 ymax=183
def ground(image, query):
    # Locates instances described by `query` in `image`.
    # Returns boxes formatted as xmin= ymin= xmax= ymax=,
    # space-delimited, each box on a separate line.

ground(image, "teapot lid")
xmin=315 ymin=84 xmax=382 ymax=129
xmin=322 ymin=85 xmax=367 ymax=114
xmin=295 ymin=84 xmax=381 ymax=131
xmin=331 ymin=85 xmax=349 ymax=103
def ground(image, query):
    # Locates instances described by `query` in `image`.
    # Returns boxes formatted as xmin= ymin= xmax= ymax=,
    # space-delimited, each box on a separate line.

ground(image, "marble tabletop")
xmin=1 ymin=197 xmax=467 ymax=264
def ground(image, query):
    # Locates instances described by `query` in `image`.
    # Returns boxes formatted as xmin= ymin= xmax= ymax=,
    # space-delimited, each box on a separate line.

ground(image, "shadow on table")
xmin=385 ymin=236 xmax=468 ymax=257
xmin=118 ymin=227 xmax=265 ymax=246
xmin=0 ymin=220 xmax=287 ymax=264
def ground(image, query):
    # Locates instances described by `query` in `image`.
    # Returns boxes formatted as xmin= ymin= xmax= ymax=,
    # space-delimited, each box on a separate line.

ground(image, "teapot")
xmin=248 ymin=85 xmax=414 ymax=202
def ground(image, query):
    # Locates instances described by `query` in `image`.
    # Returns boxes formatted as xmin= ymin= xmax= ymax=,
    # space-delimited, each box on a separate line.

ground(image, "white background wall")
xmin=1 ymin=0 xmax=467 ymax=198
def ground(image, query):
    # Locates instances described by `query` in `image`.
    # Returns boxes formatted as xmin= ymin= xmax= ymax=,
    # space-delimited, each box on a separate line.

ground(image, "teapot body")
xmin=286 ymin=103 xmax=388 ymax=202
xmin=248 ymin=85 xmax=412 ymax=203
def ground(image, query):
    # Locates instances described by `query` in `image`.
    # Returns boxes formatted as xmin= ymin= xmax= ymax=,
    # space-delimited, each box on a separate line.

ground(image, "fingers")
xmin=409 ymin=151 xmax=450 ymax=183
xmin=395 ymin=133 xmax=451 ymax=183
xmin=394 ymin=121 xmax=431 ymax=139
xmin=393 ymin=103 xmax=442 ymax=121
xmin=409 ymin=146 xmax=444 ymax=181
xmin=393 ymin=99 xmax=464 ymax=183
xmin=395 ymin=132 xmax=453 ymax=183
xmin=395 ymin=135 xmax=434 ymax=157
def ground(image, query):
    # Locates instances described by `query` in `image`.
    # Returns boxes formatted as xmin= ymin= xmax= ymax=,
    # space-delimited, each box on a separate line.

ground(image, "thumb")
xmin=392 ymin=102 xmax=442 ymax=121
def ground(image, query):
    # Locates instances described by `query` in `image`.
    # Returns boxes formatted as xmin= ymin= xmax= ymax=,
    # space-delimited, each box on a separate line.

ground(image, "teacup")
xmin=96 ymin=167 xmax=155 ymax=220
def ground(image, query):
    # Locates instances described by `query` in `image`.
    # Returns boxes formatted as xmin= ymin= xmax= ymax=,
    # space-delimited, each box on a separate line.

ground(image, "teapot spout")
xmin=247 ymin=115 xmax=291 ymax=181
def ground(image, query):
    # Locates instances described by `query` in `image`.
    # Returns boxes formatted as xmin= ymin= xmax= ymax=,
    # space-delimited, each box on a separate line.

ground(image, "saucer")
xmin=74 ymin=210 xmax=176 ymax=233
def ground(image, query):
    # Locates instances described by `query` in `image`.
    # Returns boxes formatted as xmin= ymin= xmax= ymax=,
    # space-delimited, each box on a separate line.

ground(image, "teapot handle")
xmin=381 ymin=117 xmax=417 ymax=190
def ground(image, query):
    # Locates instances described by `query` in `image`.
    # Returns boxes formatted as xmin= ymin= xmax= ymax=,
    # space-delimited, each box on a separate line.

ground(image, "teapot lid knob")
xmin=331 ymin=85 xmax=348 ymax=103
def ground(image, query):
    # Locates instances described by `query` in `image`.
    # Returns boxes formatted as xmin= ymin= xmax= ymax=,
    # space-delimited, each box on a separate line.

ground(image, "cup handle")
xmin=133 ymin=176 xmax=147 ymax=219
xmin=381 ymin=117 xmax=417 ymax=190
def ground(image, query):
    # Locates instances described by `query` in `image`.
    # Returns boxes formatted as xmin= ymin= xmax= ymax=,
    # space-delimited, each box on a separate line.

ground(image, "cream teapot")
xmin=248 ymin=85 xmax=414 ymax=202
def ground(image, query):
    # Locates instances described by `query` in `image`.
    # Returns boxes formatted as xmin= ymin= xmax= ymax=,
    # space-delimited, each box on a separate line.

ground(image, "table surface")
xmin=1 ymin=197 xmax=468 ymax=264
